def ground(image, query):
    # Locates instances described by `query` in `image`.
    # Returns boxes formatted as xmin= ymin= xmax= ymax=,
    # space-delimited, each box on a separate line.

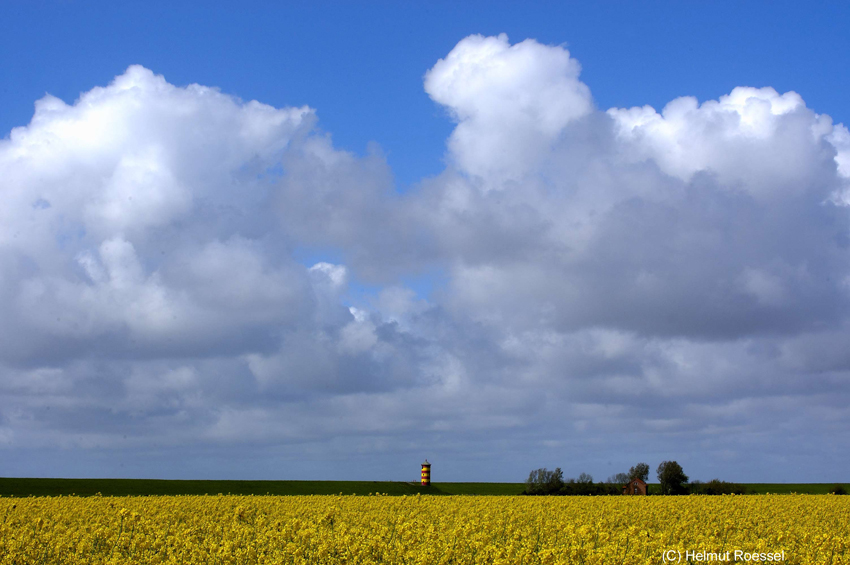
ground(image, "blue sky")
xmin=3 ymin=1 xmax=848 ymax=189
xmin=1 ymin=1 xmax=850 ymax=483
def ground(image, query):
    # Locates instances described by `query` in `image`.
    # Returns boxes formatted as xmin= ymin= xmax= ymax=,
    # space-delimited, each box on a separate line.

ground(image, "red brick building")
xmin=623 ymin=477 xmax=647 ymax=495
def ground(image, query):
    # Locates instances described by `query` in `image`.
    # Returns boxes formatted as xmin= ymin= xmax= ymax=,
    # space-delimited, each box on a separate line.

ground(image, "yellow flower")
xmin=0 ymin=493 xmax=847 ymax=564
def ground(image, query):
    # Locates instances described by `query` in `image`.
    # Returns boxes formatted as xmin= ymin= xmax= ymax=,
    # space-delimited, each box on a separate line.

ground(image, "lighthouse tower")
xmin=421 ymin=460 xmax=431 ymax=486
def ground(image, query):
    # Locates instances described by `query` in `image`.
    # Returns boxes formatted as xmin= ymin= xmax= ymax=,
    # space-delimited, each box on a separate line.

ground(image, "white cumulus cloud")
xmin=425 ymin=33 xmax=593 ymax=187
xmin=2 ymin=37 xmax=850 ymax=482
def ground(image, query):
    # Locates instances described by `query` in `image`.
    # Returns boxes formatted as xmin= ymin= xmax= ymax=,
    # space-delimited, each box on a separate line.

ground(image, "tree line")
xmin=523 ymin=461 xmax=748 ymax=495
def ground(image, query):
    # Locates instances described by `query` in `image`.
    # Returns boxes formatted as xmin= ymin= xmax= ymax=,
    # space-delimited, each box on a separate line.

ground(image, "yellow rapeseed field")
xmin=1 ymin=494 xmax=848 ymax=564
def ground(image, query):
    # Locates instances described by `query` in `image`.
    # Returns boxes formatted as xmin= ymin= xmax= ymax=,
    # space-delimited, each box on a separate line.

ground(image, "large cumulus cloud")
xmin=1 ymin=36 xmax=849 ymax=482
xmin=0 ymin=66 xmax=443 ymax=464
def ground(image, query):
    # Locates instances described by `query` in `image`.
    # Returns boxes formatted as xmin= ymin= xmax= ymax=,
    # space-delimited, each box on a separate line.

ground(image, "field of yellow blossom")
xmin=1 ymin=493 xmax=848 ymax=564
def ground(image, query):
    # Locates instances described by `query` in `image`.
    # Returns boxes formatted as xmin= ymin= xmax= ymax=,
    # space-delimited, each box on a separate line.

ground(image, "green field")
xmin=645 ymin=483 xmax=845 ymax=495
xmin=0 ymin=478 xmax=843 ymax=497
xmin=742 ymin=483 xmax=844 ymax=494
xmin=0 ymin=478 xmax=526 ymax=498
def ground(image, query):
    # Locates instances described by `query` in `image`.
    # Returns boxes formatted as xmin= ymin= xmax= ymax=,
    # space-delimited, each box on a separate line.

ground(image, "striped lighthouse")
xmin=421 ymin=460 xmax=431 ymax=486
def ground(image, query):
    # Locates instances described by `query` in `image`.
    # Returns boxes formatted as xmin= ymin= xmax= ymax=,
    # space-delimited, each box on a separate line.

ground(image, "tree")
xmin=657 ymin=461 xmax=688 ymax=495
xmin=524 ymin=467 xmax=564 ymax=495
xmin=628 ymin=463 xmax=650 ymax=482
xmin=561 ymin=474 xmax=621 ymax=496
xmin=690 ymin=479 xmax=746 ymax=495
xmin=606 ymin=472 xmax=630 ymax=484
